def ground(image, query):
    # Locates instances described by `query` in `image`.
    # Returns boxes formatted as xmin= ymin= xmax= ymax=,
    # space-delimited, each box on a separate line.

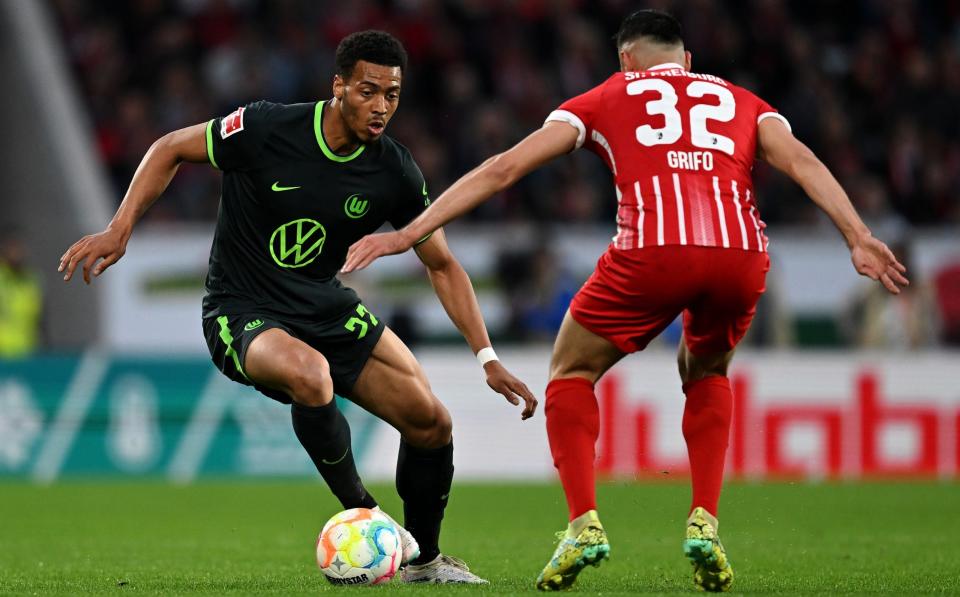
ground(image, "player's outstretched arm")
xmin=59 ymin=123 xmax=209 ymax=284
xmin=341 ymin=122 xmax=579 ymax=273
xmin=414 ymin=229 xmax=538 ymax=420
xmin=757 ymin=119 xmax=909 ymax=294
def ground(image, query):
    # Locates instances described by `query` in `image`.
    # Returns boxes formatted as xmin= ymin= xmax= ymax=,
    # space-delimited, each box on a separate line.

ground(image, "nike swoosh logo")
xmin=321 ymin=447 xmax=349 ymax=465
xmin=421 ymin=180 xmax=428 ymax=196
xmin=271 ymin=181 xmax=301 ymax=192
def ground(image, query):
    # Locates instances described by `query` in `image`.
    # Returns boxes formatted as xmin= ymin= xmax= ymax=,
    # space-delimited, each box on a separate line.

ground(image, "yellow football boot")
xmin=536 ymin=510 xmax=610 ymax=591
xmin=683 ymin=507 xmax=734 ymax=592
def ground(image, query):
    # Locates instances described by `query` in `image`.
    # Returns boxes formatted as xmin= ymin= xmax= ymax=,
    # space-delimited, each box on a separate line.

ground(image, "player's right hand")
xmin=342 ymin=230 xmax=414 ymax=273
xmin=59 ymin=227 xmax=128 ymax=284
xmin=483 ymin=360 xmax=538 ymax=420
xmin=850 ymin=234 xmax=909 ymax=294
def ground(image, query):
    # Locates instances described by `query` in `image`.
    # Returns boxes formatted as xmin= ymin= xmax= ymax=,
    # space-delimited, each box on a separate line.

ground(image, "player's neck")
xmin=643 ymin=57 xmax=684 ymax=70
xmin=620 ymin=44 xmax=687 ymax=72
xmin=629 ymin=55 xmax=685 ymax=71
xmin=323 ymin=98 xmax=362 ymax=155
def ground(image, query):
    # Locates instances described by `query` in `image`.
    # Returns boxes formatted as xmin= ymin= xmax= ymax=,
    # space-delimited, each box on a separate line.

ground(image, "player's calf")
xmin=395 ymin=440 xmax=454 ymax=566
xmin=291 ymin=400 xmax=377 ymax=510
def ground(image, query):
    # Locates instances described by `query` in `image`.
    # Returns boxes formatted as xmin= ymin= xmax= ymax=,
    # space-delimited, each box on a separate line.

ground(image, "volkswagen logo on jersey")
xmin=269 ymin=218 xmax=327 ymax=268
xmin=343 ymin=194 xmax=370 ymax=219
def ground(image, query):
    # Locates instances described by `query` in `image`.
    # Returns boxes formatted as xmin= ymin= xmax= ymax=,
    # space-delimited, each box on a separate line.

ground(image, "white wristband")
xmin=476 ymin=347 xmax=498 ymax=366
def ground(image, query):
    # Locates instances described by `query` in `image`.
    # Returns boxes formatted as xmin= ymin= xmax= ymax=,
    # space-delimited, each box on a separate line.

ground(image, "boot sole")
xmin=536 ymin=543 xmax=610 ymax=591
xmin=683 ymin=538 xmax=715 ymax=563
xmin=683 ymin=538 xmax=732 ymax=592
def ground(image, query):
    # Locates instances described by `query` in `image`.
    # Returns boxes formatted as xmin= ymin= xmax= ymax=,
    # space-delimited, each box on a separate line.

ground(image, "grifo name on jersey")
xmin=667 ymin=150 xmax=714 ymax=171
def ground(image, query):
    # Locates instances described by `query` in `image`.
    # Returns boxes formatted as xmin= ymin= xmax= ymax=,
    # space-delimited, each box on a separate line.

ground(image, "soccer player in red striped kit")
xmin=343 ymin=9 xmax=909 ymax=592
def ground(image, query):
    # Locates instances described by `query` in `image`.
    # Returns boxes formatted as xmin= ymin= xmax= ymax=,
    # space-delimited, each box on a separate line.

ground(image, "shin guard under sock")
xmin=292 ymin=400 xmax=377 ymax=509
xmin=682 ymin=375 xmax=733 ymax=517
xmin=545 ymin=377 xmax=600 ymax=521
xmin=396 ymin=440 xmax=453 ymax=565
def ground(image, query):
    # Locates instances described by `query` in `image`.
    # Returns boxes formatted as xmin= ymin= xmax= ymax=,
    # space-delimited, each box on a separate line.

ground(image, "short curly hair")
xmin=335 ymin=30 xmax=408 ymax=80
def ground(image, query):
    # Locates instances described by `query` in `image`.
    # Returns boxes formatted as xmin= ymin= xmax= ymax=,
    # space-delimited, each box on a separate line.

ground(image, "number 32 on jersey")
xmin=626 ymin=78 xmax=736 ymax=171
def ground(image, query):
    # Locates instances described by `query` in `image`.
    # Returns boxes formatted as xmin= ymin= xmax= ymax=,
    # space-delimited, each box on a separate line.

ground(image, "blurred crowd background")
xmin=51 ymin=0 xmax=960 ymax=227
xmin=5 ymin=0 xmax=954 ymax=354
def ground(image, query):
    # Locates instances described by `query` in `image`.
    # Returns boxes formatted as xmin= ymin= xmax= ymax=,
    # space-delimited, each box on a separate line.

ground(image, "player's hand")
xmin=342 ymin=231 xmax=414 ymax=273
xmin=850 ymin=234 xmax=909 ymax=294
xmin=483 ymin=361 xmax=538 ymax=420
xmin=59 ymin=227 xmax=128 ymax=284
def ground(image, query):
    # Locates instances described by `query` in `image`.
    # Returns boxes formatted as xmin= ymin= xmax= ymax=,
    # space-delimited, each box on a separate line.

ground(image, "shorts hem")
xmin=335 ymin=322 xmax=385 ymax=396
xmin=568 ymin=304 xmax=640 ymax=354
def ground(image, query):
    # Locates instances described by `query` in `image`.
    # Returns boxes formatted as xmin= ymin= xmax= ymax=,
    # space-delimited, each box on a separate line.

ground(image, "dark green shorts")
xmin=202 ymin=302 xmax=385 ymax=403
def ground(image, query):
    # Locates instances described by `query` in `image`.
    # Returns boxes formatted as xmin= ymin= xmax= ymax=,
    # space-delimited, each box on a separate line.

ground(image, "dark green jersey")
xmin=201 ymin=100 xmax=431 ymax=320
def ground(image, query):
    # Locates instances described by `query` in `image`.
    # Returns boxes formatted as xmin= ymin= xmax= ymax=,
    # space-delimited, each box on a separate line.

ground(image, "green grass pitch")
xmin=2 ymin=481 xmax=958 ymax=595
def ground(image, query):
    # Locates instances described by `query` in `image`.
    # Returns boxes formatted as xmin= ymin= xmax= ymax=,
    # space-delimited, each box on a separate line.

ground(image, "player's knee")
xmin=680 ymin=352 xmax=731 ymax=385
xmin=548 ymin=362 xmax=568 ymax=381
xmin=549 ymin=357 xmax=594 ymax=384
xmin=677 ymin=349 xmax=689 ymax=383
xmin=287 ymin=353 xmax=334 ymax=407
xmin=549 ymin=348 xmax=578 ymax=380
xmin=701 ymin=357 xmax=730 ymax=379
xmin=403 ymin=401 xmax=452 ymax=449
xmin=431 ymin=406 xmax=453 ymax=446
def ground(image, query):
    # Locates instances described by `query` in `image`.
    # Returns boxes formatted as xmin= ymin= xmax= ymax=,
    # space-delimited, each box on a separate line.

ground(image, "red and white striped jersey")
xmin=546 ymin=63 xmax=790 ymax=253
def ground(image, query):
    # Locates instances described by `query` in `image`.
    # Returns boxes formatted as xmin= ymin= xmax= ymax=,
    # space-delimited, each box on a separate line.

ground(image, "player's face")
xmin=334 ymin=61 xmax=402 ymax=143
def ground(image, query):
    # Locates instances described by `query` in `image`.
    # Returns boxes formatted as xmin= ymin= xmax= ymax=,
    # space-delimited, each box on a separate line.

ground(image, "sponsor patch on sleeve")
xmin=220 ymin=106 xmax=245 ymax=139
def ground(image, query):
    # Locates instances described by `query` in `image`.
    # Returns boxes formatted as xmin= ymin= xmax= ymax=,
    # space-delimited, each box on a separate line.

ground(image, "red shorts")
xmin=569 ymin=246 xmax=769 ymax=355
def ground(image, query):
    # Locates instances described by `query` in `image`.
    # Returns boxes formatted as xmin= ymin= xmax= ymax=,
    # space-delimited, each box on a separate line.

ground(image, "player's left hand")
xmin=483 ymin=361 xmax=538 ymax=420
xmin=850 ymin=234 xmax=910 ymax=294
xmin=342 ymin=231 xmax=412 ymax=273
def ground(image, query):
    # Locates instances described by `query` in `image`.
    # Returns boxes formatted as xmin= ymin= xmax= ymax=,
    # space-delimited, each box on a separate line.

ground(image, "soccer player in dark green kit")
xmin=59 ymin=30 xmax=537 ymax=584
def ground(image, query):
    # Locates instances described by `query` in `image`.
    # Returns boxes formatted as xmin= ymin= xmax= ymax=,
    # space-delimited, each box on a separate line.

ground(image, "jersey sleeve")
xmin=544 ymin=81 xmax=607 ymax=150
xmin=753 ymin=95 xmax=792 ymax=133
xmin=388 ymin=151 xmax=433 ymax=245
xmin=205 ymin=101 xmax=277 ymax=171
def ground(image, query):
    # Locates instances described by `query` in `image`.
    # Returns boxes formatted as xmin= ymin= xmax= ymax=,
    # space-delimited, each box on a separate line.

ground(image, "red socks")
xmin=682 ymin=375 xmax=733 ymax=517
xmin=545 ymin=377 xmax=600 ymax=521
xmin=547 ymin=374 xmax=732 ymax=520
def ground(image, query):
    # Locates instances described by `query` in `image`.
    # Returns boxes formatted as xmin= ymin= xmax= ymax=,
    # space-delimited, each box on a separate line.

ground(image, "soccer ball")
xmin=316 ymin=508 xmax=402 ymax=585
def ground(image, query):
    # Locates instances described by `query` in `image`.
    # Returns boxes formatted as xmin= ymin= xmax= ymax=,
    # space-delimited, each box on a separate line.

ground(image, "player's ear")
xmin=684 ymin=50 xmax=692 ymax=71
xmin=618 ymin=49 xmax=632 ymax=72
xmin=333 ymin=74 xmax=344 ymax=100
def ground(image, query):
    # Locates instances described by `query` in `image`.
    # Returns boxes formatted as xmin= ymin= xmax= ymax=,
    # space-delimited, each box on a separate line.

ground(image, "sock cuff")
xmin=291 ymin=399 xmax=338 ymax=419
xmin=682 ymin=375 xmax=730 ymax=395
xmin=547 ymin=376 xmax=594 ymax=394
xmin=400 ymin=439 xmax=453 ymax=460
xmin=545 ymin=377 xmax=598 ymax=420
